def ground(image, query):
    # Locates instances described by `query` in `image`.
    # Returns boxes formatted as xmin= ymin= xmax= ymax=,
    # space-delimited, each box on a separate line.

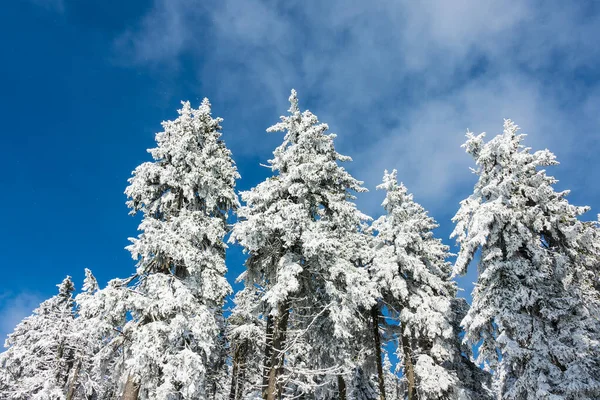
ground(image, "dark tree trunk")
xmin=208 ymin=317 xmax=228 ymax=399
xmin=229 ymin=339 xmax=249 ymax=400
xmin=57 ymin=341 xmax=75 ymax=386
xmin=229 ymin=352 xmax=239 ymax=400
xmin=236 ymin=342 xmax=248 ymax=399
xmin=121 ymin=373 xmax=140 ymax=400
xmin=338 ymin=375 xmax=347 ymax=400
xmin=265 ymin=300 xmax=291 ymax=400
xmin=371 ymin=305 xmax=386 ymax=400
xmin=262 ymin=313 xmax=274 ymax=396
xmin=401 ymin=332 xmax=418 ymax=400
xmin=66 ymin=358 xmax=81 ymax=400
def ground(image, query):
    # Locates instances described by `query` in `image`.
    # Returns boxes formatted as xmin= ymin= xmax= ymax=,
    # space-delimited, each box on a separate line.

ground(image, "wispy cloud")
xmin=114 ymin=0 xmax=203 ymax=67
xmin=112 ymin=0 xmax=600 ymax=216
xmin=0 ymin=292 xmax=43 ymax=344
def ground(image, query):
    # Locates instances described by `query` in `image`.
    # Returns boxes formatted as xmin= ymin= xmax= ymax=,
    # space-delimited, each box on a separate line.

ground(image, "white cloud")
xmin=113 ymin=0 xmax=600 ymax=217
xmin=114 ymin=0 xmax=198 ymax=66
xmin=0 ymin=292 xmax=44 ymax=343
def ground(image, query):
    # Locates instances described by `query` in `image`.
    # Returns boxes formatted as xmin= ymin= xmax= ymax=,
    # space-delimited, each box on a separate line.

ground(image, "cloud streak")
xmin=0 ymin=292 xmax=43 ymax=344
xmin=113 ymin=0 xmax=600 ymax=217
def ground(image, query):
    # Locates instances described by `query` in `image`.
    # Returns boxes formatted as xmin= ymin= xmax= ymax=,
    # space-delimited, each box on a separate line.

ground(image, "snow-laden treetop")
xmin=126 ymin=99 xmax=239 ymax=221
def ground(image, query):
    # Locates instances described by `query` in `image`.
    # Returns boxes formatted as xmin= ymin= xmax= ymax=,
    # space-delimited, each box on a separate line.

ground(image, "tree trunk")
xmin=338 ymin=375 xmax=347 ymax=400
xmin=229 ymin=350 xmax=240 ymax=400
xmin=208 ymin=319 xmax=227 ymax=399
xmin=235 ymin=346 xmax=246 ymax=400
xmin=371 ymin=306 xmax=386 ymax=400
xmin=236 ymin=342 xmax=248 ymax=400
xmin=57 ymin=341 xmax=75 ymax=386
xmin=265 ymin=300 xmax=291 ymax=400
xmin=230 ymin=339 xmax=249 ymax=400
xmin=262 ymin=313 xmax=274 ymax=396
xmin=122 ymin=373 xmax=140 ymax=400
xmin=401 ymin=332 xmax=417 ymax=400
xmin=66 ymin=358 xmax=81 ymax=400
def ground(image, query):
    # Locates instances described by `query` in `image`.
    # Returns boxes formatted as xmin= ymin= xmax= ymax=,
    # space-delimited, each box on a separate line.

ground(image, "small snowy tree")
xmin=78 ymin=274 xmax=133 ymax=400
xmin=226 ymin=287 xmax=266 ymax=400
xmin=0 ymin=277 xmax=76 ymax=400
xmin=103 ymin=98 xmax=239 ymax=399
xmin=230 ymin=90 xmax=374 ymax=399
xmin=66 ymin=269 xmax=123 ymax=400
xmin=452 ymin=119 xmax=600 ymax=399
xmin=371 ymin=170 xmax=491 ymax=400
xmin=382 ymin=353 xmax=404 ymax=400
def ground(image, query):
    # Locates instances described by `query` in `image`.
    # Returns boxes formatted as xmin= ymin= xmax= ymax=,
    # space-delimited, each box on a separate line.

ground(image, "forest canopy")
xmin=1 ymin=91 xmax=599 ymax=400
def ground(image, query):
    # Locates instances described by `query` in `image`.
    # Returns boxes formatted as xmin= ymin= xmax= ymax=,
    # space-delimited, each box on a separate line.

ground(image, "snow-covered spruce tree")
xmin=114 ymin=98 xmax=239 ymax=399
xmin=371 ymin=170 xmax=492 ymax=400
xmin=572 ymin=216 xmax=600 ymax=303
xmin=64 ymin=270 xmax=98 ymax=400
xmin=0 ymin=277 xmax=76 ymax=400
xmin=382 ymin=353 xmax=404 ymax=400
xmin=226 ymin=287 xmax=266 ymax=400
xmin=230 ymin=90 xmax=374 ymax=399
xmin=347 ymin=366 xmax=378 ymax=400
xmin=77 ymin=274 xmax=134 ymax=400
xmin=452 ymin=119 xmax=600 ymax=399
xmin=67 ymin=269 xmax=123 ymax=400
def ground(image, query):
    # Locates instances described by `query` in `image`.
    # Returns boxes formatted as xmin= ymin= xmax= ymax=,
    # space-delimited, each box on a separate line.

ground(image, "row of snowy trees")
xmin=1 ymin=90 xmax=598 ymax=400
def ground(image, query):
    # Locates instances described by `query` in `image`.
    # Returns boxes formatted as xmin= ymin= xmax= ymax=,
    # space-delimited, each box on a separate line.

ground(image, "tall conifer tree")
xmin=371 ymin=170 xmax=491 ymax=400
xmin=68 ymin=269 xmax=123 ymax=400
xmin=0 ymin=277 xmax=76 ymax=399
xmin=230 ymin=90 xmax=374 ymax=399
xmin=452 ymin=120 xmax=600 ymax=399
xmin=102 ymin=99 xmax=239 ymax=399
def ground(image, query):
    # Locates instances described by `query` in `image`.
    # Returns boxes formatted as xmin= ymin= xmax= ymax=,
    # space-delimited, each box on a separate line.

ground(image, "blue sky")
xmin=1 ymin=0 xmax=600 ymax=341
